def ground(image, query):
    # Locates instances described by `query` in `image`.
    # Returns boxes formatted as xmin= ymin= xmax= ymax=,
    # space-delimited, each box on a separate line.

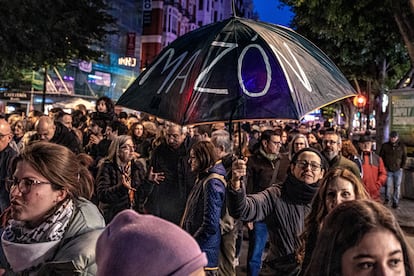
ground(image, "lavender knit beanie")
xmin=96 ymin=210 xmax=207 ymax=276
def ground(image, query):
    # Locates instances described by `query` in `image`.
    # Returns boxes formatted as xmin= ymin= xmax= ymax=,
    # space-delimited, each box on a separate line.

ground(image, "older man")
xmin=322 ymin=131 xmax=361 ymax=177
xmin=35 ymin=116 xmax=81 ymax=154
xmin=0 ymin=119 xmax=17 ymax=212
xmin=144 ymin=124 xmax=195 ymax=225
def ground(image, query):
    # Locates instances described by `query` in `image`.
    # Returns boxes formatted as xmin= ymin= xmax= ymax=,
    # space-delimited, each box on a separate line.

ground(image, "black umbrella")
xmin=117 ymin=17 xmax=356 ymax=125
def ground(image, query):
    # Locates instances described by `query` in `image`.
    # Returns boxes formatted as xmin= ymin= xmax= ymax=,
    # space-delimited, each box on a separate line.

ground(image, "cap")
xmin=358 ymin=135 xmax=373 ymax=143
xmin=390 ymin=131 xmax=398 ymax=138
xmin=96 ymin=210 xmax=207 ymax=276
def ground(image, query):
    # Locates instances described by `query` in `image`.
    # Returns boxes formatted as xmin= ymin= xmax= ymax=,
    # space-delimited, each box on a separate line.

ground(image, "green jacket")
xmin=1 ymin=198 xmax=105 ymax=276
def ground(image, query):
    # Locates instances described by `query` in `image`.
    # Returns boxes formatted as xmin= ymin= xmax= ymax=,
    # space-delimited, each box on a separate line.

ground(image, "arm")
xmin=377 ymin=158 xmax=387 ymax=188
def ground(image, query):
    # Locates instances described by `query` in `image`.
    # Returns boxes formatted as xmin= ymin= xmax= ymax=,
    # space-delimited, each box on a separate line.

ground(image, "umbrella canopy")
xmin=117 ymin=17 xmax=356 ymax=125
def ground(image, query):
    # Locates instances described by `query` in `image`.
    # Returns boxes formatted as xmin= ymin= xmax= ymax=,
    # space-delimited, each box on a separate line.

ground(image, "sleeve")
xmin=377 ymin=157 xmax=388 ymax=188
xmin=401 ymin=144 xmax=407 ymax=168
xmin=227 ymin=182 xmax=279 ymax=222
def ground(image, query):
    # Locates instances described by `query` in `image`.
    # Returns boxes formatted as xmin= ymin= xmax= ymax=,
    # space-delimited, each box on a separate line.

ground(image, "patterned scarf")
xmin=3 ymin=199 xmax=74 ymax=244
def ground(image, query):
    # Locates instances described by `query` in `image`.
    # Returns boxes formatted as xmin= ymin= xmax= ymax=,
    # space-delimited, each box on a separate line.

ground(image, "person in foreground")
xmin=229 ymin=147 xmax=328 ymax=275
xmin=304 ymin=199 xmax=414 ymax=276
xmin=96 ymin=209 xmax=208 ymax=276
xmin=299 ymin=167 xmax=370 ymax=274
xmin=0 ymin=141 xmax=105 ymax=275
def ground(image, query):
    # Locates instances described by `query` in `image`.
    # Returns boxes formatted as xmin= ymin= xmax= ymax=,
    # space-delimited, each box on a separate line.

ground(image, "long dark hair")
xmin=304 ymin=199 xmax=414 ymax=275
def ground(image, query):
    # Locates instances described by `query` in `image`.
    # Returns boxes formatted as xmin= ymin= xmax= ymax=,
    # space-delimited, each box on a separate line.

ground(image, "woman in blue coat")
xmin=181 ymin=140 xmax=226 ymax=275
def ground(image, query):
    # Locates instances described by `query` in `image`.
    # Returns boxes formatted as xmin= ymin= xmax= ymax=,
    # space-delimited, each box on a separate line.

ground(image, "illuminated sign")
xmin=118 ymin=57 xmax=137 ymax=67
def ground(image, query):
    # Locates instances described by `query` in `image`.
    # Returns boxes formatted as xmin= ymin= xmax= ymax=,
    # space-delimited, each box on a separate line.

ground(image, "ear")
xmin=56 ymin=189 xmax=68 ymax=203
xmin=318 ymin=169 xmax=326 ymax=180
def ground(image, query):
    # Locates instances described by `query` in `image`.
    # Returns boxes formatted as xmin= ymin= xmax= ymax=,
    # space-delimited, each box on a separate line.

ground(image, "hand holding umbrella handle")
xmin=231 ymin=157 xmax=248 ymax=191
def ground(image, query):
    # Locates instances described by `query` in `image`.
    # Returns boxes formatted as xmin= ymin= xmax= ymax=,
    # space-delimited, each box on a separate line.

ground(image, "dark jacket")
xmin=328 ymin=154 xmax=361 ymax=178
xmin=50 ymin=122 xmax=82 ymax=154
xmin=144 ymin=142 xmax=195 ymax=225
xmin=228 ymin=174 xmax=318 ymax=275
xmin=380 ymin=141 xmax=407 ymax=172
xmin=0 ymin=145 xmax=17 ymax=212
xmin=181 ymin=162 xmax=226 ymax=268
xmin=246 ymin=149 xmax=287 ymax=194
xmin=96 ymin=159 xmax=146 ymax=223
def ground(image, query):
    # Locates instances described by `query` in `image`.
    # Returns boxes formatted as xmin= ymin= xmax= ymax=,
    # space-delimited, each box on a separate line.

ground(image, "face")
xmin=12 ymin=122 xmax=24 ymax=138
xmin=105 ymin=126 xmax=117 ymax=141
xmin=293 ymin=137 xmax=307 ymax=153
xmin=36 ymin=122 xmax=55 ymax=141
xmin=308 ymin=133 xmax=317 ymax=144
xmin=263 ymin=135 xmax=281 ymax=154
xmin=291 ymin=151 xmax=325 ymax=184
xmin=133 ymin=124 xmax=144 ymax=138
xmin=341 ymin=229 xmax=405 ymax=276
xmin=189 ymin=149 xmax=200 ymax=172
xmin=89 ymin=121 xmax=103 ymax=136
xmin=281 ymin=132 xmax=288 ymax=144
xmin=359 ymin=141 xmax=372 ymax=152
xmin=325 ymin=177 xmax=356 ymax=213
xmin=0 ymin=120 xmax=12 ymax=151
xmin=390 ymin=136 xmax=398 ymax=143
xmin=10 ymin=161 xmax=66 ymax=226
xmin=97 ymin=100 xmax=107 ymax=113
xmin=61 ymin=114 xmax=72 ymax=129
xmin=118 ymin=139 xmax=135 ymax=164
xmin=323 ymin=134 xmax=341 ymax=160
xmin=166 ymin=126 xmax=184 ymax=149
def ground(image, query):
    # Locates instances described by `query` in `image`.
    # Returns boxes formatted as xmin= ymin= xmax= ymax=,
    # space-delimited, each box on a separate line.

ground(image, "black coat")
xmin=96 ymin=159 xmax=146 ymax=223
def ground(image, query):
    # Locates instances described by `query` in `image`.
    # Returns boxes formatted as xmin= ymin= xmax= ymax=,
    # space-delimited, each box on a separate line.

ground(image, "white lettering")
xmin=270 ymin=42 xmax=312 ymax=92
xmin=194 ymin=41 xmax=238 ymax=94
xmin=139 ymin=48 xmax=187 ymax=93
xmin=238 ymin=44 xmax=271 ymax=97
xmin=118 ymin=57 xmax=137 ymax=67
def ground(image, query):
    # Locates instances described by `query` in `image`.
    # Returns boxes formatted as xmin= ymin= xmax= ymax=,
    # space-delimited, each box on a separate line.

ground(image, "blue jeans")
xmin=247 ymin=221 xmax=268 ymax=276
xmin=385 ymin=169 xmax=403 ymax=205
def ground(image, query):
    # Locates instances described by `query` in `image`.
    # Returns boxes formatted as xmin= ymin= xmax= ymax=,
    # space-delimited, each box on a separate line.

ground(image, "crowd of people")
xmin=0 ymin=96 xmax=411 ymax=275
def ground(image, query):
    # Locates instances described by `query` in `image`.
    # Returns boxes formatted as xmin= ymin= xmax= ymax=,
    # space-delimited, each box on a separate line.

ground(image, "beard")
xmin=323 ymin=150 xmax=336 ymax=161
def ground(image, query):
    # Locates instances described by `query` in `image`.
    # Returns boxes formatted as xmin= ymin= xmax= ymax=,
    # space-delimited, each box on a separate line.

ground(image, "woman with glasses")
xmin=96 ymin=135 xmax=146 ymax=223
xmin=228 ymin=147 xmax=328 ymax=275
xmin=1 ymin=141 xmax=104 ymax=275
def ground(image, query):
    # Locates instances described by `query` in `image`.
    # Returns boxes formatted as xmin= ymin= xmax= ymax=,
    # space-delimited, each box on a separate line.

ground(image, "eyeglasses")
xmin=295 ymin=160 xmax=322 ymax=171
xmin=323 ymin=140 xmax=337 ymax=145
xmin=269 ymin=140 xmax=282 ymax=146
xmin=6 ymin=177 xmax=51 ymax=194
xmin=120 ymin=144 xmax=135 ymax=151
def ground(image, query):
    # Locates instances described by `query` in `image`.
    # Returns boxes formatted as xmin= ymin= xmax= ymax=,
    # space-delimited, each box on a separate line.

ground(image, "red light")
xmin=353 ymin=95 xmax=367 ymax=108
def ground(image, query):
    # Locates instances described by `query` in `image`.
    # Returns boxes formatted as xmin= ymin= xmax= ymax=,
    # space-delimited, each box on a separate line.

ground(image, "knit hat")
xmin=390 ymin=131 xmax=398 ymax=138
xmin=96 ymin=210 xmax=207 ymax=276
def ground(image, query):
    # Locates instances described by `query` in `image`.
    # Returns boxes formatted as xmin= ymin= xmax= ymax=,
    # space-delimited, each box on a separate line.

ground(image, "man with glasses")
xmin=321 ymin=131 xmax=361 ymax=177
xmin=0 ymin=119 xmax=17 ymax=213
xmin=144 ymin=124 xmax=196 ymax=225
xmin=245 ymin=129 xmax=287 ymax=276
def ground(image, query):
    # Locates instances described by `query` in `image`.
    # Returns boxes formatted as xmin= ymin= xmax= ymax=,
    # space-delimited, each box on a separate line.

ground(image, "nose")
xmin=374 ymin=265 xmax=389 ymax=276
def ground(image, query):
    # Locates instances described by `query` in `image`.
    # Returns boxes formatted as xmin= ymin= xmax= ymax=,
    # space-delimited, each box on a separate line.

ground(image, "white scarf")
xmin=2 ymin=199 xmax=74 ymax=272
